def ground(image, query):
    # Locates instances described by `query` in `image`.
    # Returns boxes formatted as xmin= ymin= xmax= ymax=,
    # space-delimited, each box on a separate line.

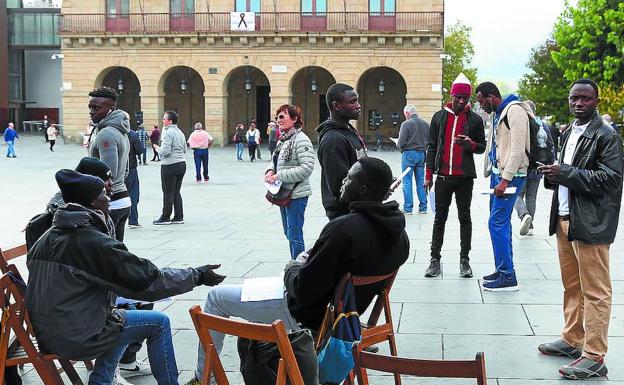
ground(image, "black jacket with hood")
xmin=26 ymin=204 xmax=202 ymax=360
xmin=546 ymin=111 xmax=623 ymax=244
xmin=284 ymin=201 xmax=410 ymax=330
xmin=316 ymin=119 xmax=367 ymax=219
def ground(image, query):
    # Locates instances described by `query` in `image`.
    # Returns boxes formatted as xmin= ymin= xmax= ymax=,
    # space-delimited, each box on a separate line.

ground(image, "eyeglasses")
xmin=276 ymin=114 xmax=286 ymax=120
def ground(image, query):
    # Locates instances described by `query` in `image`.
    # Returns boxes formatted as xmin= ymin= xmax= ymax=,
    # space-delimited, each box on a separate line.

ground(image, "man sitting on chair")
xmin=186 ymin=157 xmax=410 ymax=385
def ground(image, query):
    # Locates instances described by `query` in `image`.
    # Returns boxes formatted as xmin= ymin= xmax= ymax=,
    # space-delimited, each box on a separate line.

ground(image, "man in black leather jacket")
xmin=537 ymin=79 xmax=623 ymax=380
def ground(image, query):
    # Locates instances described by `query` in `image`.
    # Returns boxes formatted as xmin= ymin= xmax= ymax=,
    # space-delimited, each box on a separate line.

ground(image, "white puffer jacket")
xmin=266 ymin=130 xmax=315 ymax=199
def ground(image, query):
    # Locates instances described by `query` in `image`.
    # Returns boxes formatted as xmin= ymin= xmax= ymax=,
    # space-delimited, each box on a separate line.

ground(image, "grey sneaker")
xmin=559 ymin=356 xmax=608 ymax=380
xmin=519 ymin=214 xmax=533 ymax=236
xmin=459 ymin=259 xmax=473 ymax=278
xmin=424 ymin=259 xmax=441 ymax=277
xmin=538 ymin=339 xmax=582 ymax=358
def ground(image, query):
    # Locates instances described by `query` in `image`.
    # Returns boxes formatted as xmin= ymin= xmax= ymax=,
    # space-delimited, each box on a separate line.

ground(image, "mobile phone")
xmin=535 ymin=161 xmax=546 ymax=167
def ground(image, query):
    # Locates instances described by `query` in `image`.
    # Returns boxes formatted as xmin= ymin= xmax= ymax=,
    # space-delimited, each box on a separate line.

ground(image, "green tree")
xmin=518 ymin=39 xmax=570 ymax=124
xmin=552 ymin=0 xmax=624 ymax=86
xmin=442 ymin=21 xmax=478 ymax=102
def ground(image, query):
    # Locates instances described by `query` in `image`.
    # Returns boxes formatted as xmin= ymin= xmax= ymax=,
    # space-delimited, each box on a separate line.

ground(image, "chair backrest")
xmin=188 ymin=305 xmax=305 ymax=385
xmin=352 ymin=341 xmax=487 ymax=385
xmin=0 ymin=244 xmax=28 ymax=275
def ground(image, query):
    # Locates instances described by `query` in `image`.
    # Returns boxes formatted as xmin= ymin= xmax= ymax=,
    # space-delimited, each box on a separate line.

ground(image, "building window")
xmin=302 ymin=0 xmax=326 ymax=15
xmin=369 ymin=0 xmax=395 ymax=15
xmin=106 ymin=0 xmax=129 ymax=15
xmin=8 ymin=50 xmax=23 ymax=101
xmin=235 ymin=0 xmax=260 ymax=12
xmin=171 ymin=0 xmax=195 ymax=14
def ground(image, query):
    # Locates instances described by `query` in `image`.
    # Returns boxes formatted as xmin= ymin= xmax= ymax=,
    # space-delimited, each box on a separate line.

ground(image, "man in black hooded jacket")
xmin=186 ymin=157 xmax=410 ymax=385
xmin=317 ymin=83 xmax=367 ymax=220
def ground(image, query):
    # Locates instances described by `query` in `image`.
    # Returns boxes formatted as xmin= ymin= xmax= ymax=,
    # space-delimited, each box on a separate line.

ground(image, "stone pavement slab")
xmin=2 ymin=136 xmax=624 ymax=385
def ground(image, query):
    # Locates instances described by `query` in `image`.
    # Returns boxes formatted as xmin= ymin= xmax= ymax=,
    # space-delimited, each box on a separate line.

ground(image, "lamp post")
xmin=378 ymin=79 xmax=385 ymax=96
xmin=310 ymin=79 xmax=318 ymax=94
xmin=180 ymin=79 xmax=188 ymax=94
xmin=117 ymin=78 xmax=124 ymax=92
xmin=245 ymin=77 xmax=252 ymax=126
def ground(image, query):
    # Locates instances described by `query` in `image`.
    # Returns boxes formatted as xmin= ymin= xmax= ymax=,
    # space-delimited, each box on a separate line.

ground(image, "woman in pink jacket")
xmin=187 ymin=122 xmax=214 ymax=183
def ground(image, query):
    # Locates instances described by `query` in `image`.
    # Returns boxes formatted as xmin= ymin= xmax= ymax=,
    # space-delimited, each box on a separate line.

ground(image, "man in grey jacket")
xmin=87 ymin=86 xmax=132 ymax=242
xmin=153 ymin=110 xmax=187 ymax=225
xmin=398 ymin=104 xmax=429 ymax=214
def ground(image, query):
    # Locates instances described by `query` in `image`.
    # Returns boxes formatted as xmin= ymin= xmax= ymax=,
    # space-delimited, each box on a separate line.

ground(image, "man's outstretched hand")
xmin=195 ymin=264 xmax=226 ymax=286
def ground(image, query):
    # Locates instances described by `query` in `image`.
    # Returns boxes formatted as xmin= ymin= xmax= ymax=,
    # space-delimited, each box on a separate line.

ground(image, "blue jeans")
xmin=6 ymin=141 xmax=15 ymax=157
xmin=280 ymin=196 xmax=308 ymax=259
xmin=236 ymin=143 xmax=243 ymax=160
xmin=193 ymin=149 xmax=209 ymax=181
xmin=488 ymin=174 xmax=526 ymax=277
xmin=89 ymin=310 xmax=179 ymax=385
xmin=195 ymin=285 xmax=299 ymax=381
xmin=401 ymin=150 xmax=427 ymax=212
xmin=126 ymin=168 xmax=140 ymax=225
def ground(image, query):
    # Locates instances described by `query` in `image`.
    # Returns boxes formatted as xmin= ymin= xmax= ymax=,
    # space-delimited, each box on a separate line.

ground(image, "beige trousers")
xmin=556 ymin=217 xmax=612 ymax=360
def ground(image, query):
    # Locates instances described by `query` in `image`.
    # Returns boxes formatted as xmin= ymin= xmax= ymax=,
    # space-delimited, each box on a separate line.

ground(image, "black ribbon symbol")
xmin=238 ymin=13 xmax=248 ymax=28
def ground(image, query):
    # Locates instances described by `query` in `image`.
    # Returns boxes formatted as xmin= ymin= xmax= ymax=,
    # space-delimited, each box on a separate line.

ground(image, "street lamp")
xmin=180 ymin=79 xmax=188 ymax=93
xmin=245 ymin=76 xmax=252 ymax=126
xmin=245 ymin=77 xmax=252 ymax=95
xmin=310 ymin=79 xmax=318 ymax=94
xmin=378 ymin=79 xmax=385 ymax=96
xmin=117 ymin=78 xmax=124 ymax=92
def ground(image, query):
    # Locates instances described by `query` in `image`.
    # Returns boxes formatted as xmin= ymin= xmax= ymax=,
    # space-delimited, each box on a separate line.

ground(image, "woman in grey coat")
xmin=264 ymin=104 xmax=315 ymax=259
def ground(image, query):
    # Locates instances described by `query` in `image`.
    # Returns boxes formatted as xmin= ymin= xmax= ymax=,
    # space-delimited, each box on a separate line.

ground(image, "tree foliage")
xmin=552 ymin=0 xmax=624 ymax=86
xmin=599 ymin=85 xmax=624 ymax=128
xmin=518 ymin=39 xmax=570 ymax=124
xmin=443 ymin=21 xmax=478 ymax=103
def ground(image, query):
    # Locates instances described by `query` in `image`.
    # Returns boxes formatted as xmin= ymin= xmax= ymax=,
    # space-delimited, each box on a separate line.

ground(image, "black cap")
xmin=55 ymin=169 xmax=105 ymax=208
xmin=75 ymin=157 xmax=112 ymax=181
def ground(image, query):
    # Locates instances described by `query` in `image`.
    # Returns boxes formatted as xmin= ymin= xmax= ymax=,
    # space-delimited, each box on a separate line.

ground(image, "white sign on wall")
xmin=431 ymin=84 xmax=441 ymax=92
xmin=63 ymin=82 xmax=73 ymax=90
xmin=272 ymin=65 xmax=288 ymax=73
xmin=230 ymin=12 xmax=255 ymax=32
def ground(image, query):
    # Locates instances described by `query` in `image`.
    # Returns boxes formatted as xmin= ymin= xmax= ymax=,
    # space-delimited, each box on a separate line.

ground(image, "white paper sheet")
xmin=240 ymin=276 xmax=285 ymax=302
xmin=480 ymin=187 xmax=518 ymax=195
xmin=262 ymin=179 xmax=282 ymax=194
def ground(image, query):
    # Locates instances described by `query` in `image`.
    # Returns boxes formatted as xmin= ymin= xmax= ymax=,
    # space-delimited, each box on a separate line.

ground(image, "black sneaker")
xmin=459 ymin=259 xmax=473 ymax=278
xmin=424 ymin=259 xmax=441 ymax=277
xmin=482 ymin=271 xmax=500 ymax=281
xmin=538 ymin=339 xmax=582 ymax=358
xmin=171 ymin=218 xmax=184 ymax=224
xmin=153 ymin=218 xmax=171 ymax=225
xmin=559 ymin=356 xmax=608 ymax=380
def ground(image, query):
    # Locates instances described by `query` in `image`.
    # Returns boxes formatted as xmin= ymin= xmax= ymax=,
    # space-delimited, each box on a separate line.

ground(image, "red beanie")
xmin=450 ymin=73 xmax=472 ymax=96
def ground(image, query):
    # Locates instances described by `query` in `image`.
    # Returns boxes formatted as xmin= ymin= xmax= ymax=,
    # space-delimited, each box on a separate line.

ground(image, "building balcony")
xmin=59 ymin=11 xmax=443 ymax=35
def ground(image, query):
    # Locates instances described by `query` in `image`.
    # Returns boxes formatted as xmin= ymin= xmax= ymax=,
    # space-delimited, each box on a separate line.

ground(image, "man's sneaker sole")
xmin=519 ymin=215 xmax=533 ymax=236
xmin=482 ymin=284 xmax=519 ymax=292
xmin=171 ymin=220 xmax=184 ymax=224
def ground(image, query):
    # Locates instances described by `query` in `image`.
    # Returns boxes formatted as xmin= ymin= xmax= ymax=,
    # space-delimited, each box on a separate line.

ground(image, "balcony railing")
xmin=59 ymin=12 xmax=443 ymax=34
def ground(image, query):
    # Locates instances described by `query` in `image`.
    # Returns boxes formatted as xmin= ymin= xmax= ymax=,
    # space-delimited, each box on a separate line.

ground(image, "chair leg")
xmin=59 ymin=359 xmax=84 ymax=385
xmin=32 ymin=359 xmax=65 ymax=385
xmin=387 ymin=333 xmax=401 ymax=385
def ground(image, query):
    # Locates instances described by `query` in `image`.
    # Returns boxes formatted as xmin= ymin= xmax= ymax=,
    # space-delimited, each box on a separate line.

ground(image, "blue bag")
xmin=317 ymin=279 xmax=361 ymax=384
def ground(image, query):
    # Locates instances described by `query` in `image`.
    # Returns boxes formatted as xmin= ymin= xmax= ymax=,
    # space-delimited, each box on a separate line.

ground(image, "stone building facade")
xmin=60 ymin=0 xmax=444 ymax=145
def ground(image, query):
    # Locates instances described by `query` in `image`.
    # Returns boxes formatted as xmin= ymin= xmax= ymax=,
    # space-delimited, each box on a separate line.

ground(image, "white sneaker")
xmin=118 ymin=360 xmax=152 ymax=378
xmin=519 ymin=214 xmax=533 ymax=236
xmin=113 ymin=367 xmax=134 ymax=385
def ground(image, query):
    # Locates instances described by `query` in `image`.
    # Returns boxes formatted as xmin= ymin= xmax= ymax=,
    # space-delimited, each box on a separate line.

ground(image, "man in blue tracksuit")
xmin=4 ymin=122 xmax=19 ymax=158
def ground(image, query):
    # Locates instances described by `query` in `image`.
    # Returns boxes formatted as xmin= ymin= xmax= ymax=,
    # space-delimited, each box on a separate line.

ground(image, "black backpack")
xmin=24 ymin=212 xmax=53 ymax=250
xmin=503 ymin=110 xmax=555 ymax=170
xmin=237 ymin=329 xmax=319 ymax=385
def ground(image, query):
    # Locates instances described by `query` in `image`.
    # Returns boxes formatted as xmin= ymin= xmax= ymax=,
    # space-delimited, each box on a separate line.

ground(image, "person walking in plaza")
xmin=4 ymin=122 xmax=18 ymax=158
xmin=126 ymin=126 xmax=144 ymax=228
xmin=513 ymin=100 xmax=555 ymax=236
xmin=87 ymin=86 xmax=132 ymax=242
xmin=537 ymin=79 xmax=623 ymax=380
xmin=317 ymin=83 xmax=367 ymax=220
xmin=245 ymin=123 xmax=259 ymax=162
xmin=250 ymin=121 xmax=262 ymax=160
xmin=424 ymin=73 xmax=486 ymax=278
xmin=137 ymin=124 xmax=149 ymax=165
xmin=267 ymin=120 xmax=279 ymax=158
xmin=476 ymin=81 xmax=530 ymax=292
xmin=47 ymin=121 xmax=58 ymax=152
xmin=187 ymin=122 xmax=213 ymax=183
xmin=153 ymin=110 xmax=187 ymax=225
xmin=234 ymin=123 xmax=245 ymax=161
xmin=184 ymin=157 xmax=409 ymax=385
xmin=42 ymin=114 xmax=49 ymax=142
xmin=398 ymin=104 xmax=429 ymax=215
xmin=264 ymin=105 xmax=315 ymax=259
xmin=27 ymin=169 xmax=226 ymax=385
xmin=150 ymin=125 xmax=161 ymax=162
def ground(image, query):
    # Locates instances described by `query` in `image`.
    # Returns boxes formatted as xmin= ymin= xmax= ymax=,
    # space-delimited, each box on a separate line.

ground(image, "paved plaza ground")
xmin=1 ymin=135 xmax=623 ymax=384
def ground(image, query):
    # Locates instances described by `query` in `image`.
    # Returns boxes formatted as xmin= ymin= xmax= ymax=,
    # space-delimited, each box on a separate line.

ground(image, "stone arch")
xmin=159 ymin=66 xmax=205 ymax=137
xmin=289 ymin=66 xmax=336 ymax=136
xmin=356 ymin=66 xmax=407 ymax=147
xmin=95 ymin=66 xmax=142 ymax=130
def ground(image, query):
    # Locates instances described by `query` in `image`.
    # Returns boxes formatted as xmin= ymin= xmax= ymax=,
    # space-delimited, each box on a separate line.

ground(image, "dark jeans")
xmin=110 ymin=206 xmax=130 ymax=242
xmin=430 ymin=176 xmax=474 ymax=261
xmin=126 ymin=168 xmax=140 ymax=226
xmin=248 ymin=144 xmax=257 ymax=161
xmin=151 ymin=144 xmax=160 ymax=161
xmin=49 ymin=140 xmax=55 ymax=151
xmin=193 ymin=149 xmax=209 ymax=181
xmin=160 ymin=162 xmax=186 ymax=221
xmin=140 ymin=147 xmax=147 ymax=164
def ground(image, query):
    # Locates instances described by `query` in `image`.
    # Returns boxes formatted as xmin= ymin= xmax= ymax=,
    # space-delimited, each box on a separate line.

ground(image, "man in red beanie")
xmin=423 ymin=73 xmax=486 ymax=278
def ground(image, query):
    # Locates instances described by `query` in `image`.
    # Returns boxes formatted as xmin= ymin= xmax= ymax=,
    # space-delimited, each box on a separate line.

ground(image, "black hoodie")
xmin=316 ymin=119 xmax=367 ymax=219
xmin=284 ymin=201 xmax=409 ymax=330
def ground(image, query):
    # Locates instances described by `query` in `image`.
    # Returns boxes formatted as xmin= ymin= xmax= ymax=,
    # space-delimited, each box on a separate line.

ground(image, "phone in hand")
xmin=535 ymin=161 xmax=546 ymax=167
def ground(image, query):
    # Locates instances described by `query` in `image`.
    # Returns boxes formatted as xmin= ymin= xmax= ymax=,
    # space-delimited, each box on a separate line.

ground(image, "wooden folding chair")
xmin=0 ymin=272 xmax=86 ymax=385
xmin=352 ymin=341 xmax=487 ymax=385
xmin=189 ymin=305 xmax=305 ymax=385
xmin=315 ymin=270 xmax=400 ymax=385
